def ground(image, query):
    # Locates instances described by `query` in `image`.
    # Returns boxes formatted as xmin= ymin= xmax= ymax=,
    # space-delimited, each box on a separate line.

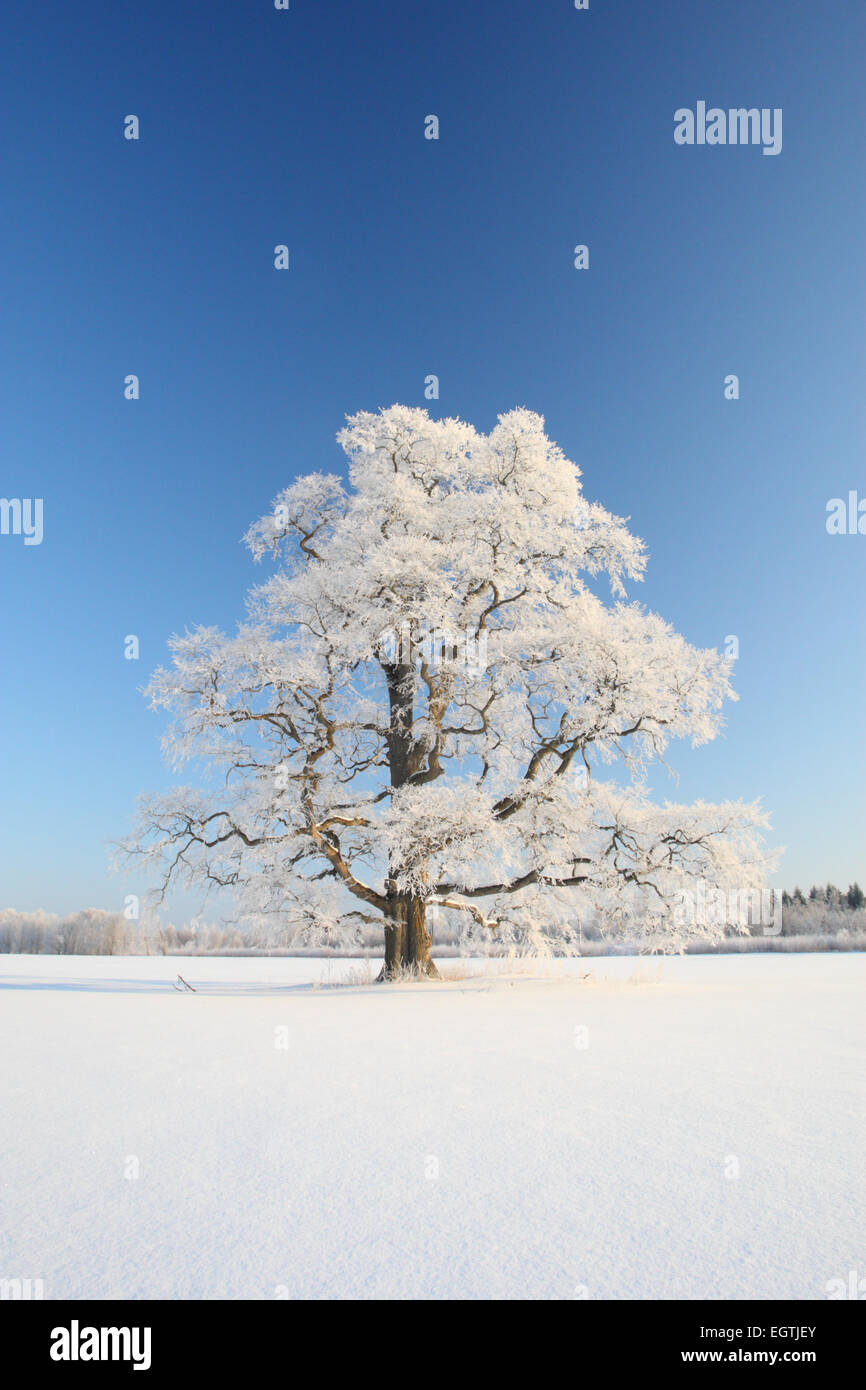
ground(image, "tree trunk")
xmin=382 ymin=913 xmax=403 ymax=979
xmin=379 ymin=892 xmax=440 ymax=980
xmin=401 ymin=893 xmax=439 ymax=976
xmin=376 ymin=660 xmax=440 ymax=980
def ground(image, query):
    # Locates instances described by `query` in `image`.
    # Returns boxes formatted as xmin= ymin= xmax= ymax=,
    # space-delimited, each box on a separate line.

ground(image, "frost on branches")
xmin=125 ymin=406 xmax=774 ymax=978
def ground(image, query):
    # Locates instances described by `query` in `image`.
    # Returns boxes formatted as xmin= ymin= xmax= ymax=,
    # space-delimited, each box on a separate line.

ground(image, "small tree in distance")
xmin=125 ymin=406 xmax=772 ymax=978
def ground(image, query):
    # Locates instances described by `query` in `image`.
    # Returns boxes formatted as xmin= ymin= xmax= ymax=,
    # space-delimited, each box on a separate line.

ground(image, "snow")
xmin=1 ymin=951 xmax=862 ymax=1300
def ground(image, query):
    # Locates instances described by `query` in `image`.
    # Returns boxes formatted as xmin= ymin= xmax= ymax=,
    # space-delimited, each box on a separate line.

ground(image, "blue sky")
xmin=1 ymin=0 xmax=863 ymax=917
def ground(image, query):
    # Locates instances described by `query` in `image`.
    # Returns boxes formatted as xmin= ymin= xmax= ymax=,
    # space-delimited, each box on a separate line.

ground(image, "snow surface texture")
xmin=1 ymin=952 xmax=862 ymax=1300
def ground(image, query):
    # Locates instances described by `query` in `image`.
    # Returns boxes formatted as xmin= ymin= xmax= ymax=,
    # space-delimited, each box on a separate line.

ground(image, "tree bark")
xmin=402 ymin=892 xmax=439 ymax=976
xmin=382 ymin=912 xmax=403 ymax=979
xmin=376 ymin=659 xmax=440 ymax=980
xmin=379 ymin=892 xmax=439 ymax=979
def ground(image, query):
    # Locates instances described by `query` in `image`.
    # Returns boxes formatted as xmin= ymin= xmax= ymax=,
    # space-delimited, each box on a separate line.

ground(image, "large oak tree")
xmin=127 ymin=407 xmax=770 ymax=977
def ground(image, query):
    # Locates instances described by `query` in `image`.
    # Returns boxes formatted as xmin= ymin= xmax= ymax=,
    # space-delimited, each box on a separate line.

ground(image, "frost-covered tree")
xmin=125 ymin=406 xmax=772 ymax=977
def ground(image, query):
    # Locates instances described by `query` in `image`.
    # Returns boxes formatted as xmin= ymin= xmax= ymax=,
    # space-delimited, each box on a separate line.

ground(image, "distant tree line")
xmin=1 ymin=885 xmax=864 ymax=956
xmin=781 ymin=883 xmax=864 ymax=910
xmin=0 ymin=909 xmax=250 ymax=956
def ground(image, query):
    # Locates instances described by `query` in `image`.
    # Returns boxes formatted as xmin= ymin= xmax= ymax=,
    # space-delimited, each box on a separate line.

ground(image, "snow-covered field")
xmin=1 ymin=952 xmax=863 ymax=1300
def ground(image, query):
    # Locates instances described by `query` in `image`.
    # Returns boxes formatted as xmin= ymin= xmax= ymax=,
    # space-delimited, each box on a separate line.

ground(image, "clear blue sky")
xmin=1 ymin=0 xmax=863 ymax=917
